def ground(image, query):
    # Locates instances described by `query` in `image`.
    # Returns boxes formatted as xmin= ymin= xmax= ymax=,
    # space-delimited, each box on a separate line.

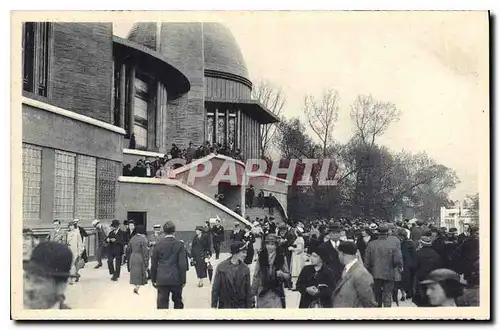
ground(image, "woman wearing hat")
xmin=242 ymin=225 xmax=256 ymax=265
xmin=289 ymin=227 xmax=306 ymax=290
xmin=412 ymin=236 xmax=443 ymax=306
xmin=251 ymin=234 xmax=290 ymax=308
xmin=420 ymin=268 xmax=465 ymax=306
xmin=65 ymin=220 xmax=84 ymax=285
xmin=126 ymin=225 xmax=149 ymax=294
xmin=295 ymin=246 xmax=335 ymax=308
xmin=191 ymin=226 xmax=211 ymax=287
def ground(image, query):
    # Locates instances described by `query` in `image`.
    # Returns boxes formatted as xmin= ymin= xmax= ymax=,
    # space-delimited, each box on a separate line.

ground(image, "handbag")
xmin=75 ymin=257 xmax=86 ymax=270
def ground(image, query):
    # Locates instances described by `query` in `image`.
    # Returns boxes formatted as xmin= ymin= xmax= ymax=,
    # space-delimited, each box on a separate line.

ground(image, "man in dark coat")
xmin=319 ymin=222 xmax=344 ymax=288
xmin=106 ymin=220 xmax=126 ymax=281
xmin=451 ymin=225 xmax=479 ymax=285
xmin=412 ymin=236 xmax=443 ymax=306
xmin=151 ymin=221 xmax=188 ymax=309
xmin=397 ymin=228 xmax=417 ymax=299
xmin=211 ymin=241 xmax=252 ymax=309
xmin=230 ymin=222 xmax=245 ymax=242
xmin=211 ymin=218 xmax=225 ymax=260
xmin=23 ymin=241 xmax=75 ymax=309
xmin=246 ymin=185 xmax=255 ymax=208
xmin=364 ymin=224 xmax=403 ymax=307
xmin=458 ymin=223 xmax=471 ymax=245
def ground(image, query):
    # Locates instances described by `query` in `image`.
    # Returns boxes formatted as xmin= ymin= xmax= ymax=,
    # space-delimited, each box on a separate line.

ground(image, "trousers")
xmin=107 ymin=253 xmax=122 ymax=279
xmin=373 ymin=279 xmax=394 ymax=307
xmin=157 ymin=285 xmax=184 ymax=309
xmin=95 ymin=245 xmax=106 ymax=264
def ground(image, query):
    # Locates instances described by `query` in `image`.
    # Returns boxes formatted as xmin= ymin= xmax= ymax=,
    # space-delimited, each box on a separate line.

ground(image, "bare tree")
xmin=252 ymin=81 xmax=286 ymax=158
xmin=304 ymin=89 xmax=340 ymax=158
xmin=350 ymin=94 xmax=401 ymax=147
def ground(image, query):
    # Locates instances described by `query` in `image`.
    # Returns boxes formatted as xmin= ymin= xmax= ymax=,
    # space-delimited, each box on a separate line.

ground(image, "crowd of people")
xmin=23 ymin=215 xmax=480 ymax=310
xmin=122 ymin=141 xmax=245 ymax=179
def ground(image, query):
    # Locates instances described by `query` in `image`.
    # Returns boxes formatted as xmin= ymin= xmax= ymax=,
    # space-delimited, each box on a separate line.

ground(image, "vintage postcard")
xmin=11 ymin=11 xmax=490 ymax=320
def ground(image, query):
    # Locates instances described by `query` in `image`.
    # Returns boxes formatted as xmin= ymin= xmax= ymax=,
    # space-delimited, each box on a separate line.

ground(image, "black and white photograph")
xmin=11 ymin=11 xmax=489 ymax=320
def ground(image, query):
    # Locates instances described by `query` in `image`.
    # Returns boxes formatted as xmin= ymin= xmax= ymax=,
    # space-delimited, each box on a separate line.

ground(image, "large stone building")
xmin=21 ymin=22 xmax=288 ymax=254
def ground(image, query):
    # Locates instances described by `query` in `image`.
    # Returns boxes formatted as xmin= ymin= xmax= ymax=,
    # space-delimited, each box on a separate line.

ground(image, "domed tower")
xmin=127 ymin=22 xmax=279 ymax=159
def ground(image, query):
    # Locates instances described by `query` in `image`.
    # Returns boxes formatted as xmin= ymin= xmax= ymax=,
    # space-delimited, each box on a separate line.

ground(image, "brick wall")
xmin=156 ymin=23 xmax=206 ymax=149
xmin=50 ymin=23 xmax=114 ymax=123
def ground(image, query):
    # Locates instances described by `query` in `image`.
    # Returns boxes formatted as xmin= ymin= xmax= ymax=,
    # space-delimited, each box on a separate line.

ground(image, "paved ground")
xmin=64 ymin=254 xmax=414 ymax=309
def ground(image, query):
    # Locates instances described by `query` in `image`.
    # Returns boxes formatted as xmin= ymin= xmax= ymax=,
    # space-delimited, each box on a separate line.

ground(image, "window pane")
xmin=37 ymin=22 xmax=49 ymax=97
xmin=207 ymin=115 xmax=214 ymax=144
xmin=113 ymin=61 xmax=121 ymax=127
xmin=54 ymin=150 xmax=76 ymax=221
xmin=97 ymin=159 xmax=117 ymax=220
xmin=75 ymin=155 xmax=96 ymax=221
xmin=22 ymin=144 xmax=42 ymax=221
xmin=217 ymin=114 xmax=226 ymax=145
xmin=134 ymin=124 xmax=148 ymax=148
xmin=134 ymin=77 xmax=149 ymax=94
xmin=228 ymin=117 xmax=236 ymax=151
xmin=134 ymin=97 xmax=148 ymax=119
xmin=22 ymin=23 xmax=35 ymax=93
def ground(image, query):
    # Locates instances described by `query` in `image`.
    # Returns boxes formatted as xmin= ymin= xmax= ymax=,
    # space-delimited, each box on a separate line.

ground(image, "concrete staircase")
xmin=245 ymin=205 xmax=285 ymax=224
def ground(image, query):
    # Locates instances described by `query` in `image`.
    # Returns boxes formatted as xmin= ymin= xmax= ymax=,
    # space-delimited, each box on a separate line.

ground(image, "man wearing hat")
xmin=106 ymin=220 xmax=126 ymax=281
xmin=412 ymin=236 xmax=443 ymax=306
xmin=210 ymin=217 xmax=225 ymax=260
xmin=24 ymin=241 xmax=75 ymax=309
xmin=230 ymin=222 xmax=244 ymax=242
xmin=364 ymin=223 xmax=403 ymax=307
xmin=332 ymin=241 xmax=377 ymax=308
xmin=92 ymin=219 xmax=109 ymax=269
xmin=47 ymin=220 xmax=67 ymax=245
xmin=319 ymin=222 xmax=344 ymax=287
xmin=151 ymin=221 xmax=188 ymax=309
xmin=211 ymin=241 xmax=252 ymax=309
xmin=74 ymin=219 xmax=89 ymax=264
xmin=148 ymin=224 xmax=164 ymax=248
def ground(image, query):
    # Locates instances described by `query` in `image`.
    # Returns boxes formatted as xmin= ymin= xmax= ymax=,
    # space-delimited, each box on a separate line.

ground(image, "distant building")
xmin=440 ymin=206 xmax=474 ymax=233
xmin=21 ymin=22 xmax=287 ymax=255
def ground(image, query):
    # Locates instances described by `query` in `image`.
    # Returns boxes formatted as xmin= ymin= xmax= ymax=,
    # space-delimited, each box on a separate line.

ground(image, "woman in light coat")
xmin=251 ymin=234 xmax=290 ymax=308
xmin=66 ymin=220 xmax=84 ymax=285
xmin=290 ymin=227 xmax=306 ymax=289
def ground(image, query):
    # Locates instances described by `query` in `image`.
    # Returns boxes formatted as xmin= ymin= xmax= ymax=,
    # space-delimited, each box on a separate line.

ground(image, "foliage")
xmin=252 ymin=81 xmax=286 ymax=158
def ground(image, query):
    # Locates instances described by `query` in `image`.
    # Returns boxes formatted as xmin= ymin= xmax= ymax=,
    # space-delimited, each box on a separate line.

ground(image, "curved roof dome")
xmin=127 ymin=22 xmax=250 ymax=82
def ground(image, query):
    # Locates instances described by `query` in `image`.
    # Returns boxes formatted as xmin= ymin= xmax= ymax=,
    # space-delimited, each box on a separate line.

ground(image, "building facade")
xmin=21 ymin=22 xmax=285 ymax=253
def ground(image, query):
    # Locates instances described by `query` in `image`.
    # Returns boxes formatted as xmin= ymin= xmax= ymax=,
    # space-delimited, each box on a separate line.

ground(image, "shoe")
xmin=75 ymin=277 xmax=80 ymax=283
xmin=111 ymin=277 xmax=118 ymax=281
xmin=133 ymin=288 xmax=139 ymax=295
xmin=94 ymin=263 xmax=102 ymax=269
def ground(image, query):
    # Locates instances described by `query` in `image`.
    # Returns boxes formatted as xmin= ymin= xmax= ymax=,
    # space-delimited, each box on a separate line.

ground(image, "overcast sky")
xmin=113 ymin=11 xmax=488 ymax=201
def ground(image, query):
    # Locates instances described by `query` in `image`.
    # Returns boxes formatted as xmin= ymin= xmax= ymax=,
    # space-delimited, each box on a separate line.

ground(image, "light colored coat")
xmin=290 ymin=236 xmax=305 ymax=277
xmin=66 ymin=228 xmax=84 ymax=276
xmin=332 ymin=261 xmax=377 ymax=308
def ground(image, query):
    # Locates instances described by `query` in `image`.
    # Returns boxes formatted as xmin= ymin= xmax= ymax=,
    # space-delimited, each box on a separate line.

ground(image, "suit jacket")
xmin=319 ymin=241 xmax=343 ymax=285
xmin=364 ymin=235 xmax=403 ymax=280
xmin=107 ymin=228 xmax=126 ymax=256
xmin=151 ymin=236 xmax=188 ymax=286
xmin=332 ymin=261 xmax=377 ymax=308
